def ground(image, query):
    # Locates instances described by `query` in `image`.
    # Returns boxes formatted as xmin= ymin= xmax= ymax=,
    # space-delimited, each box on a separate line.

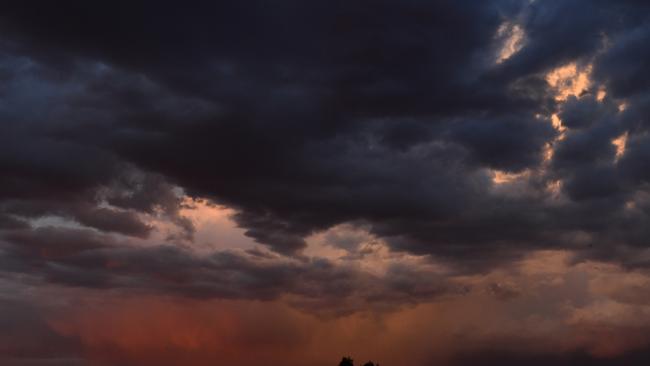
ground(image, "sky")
xmin=2 ymin=1 xmax=650 ymax=365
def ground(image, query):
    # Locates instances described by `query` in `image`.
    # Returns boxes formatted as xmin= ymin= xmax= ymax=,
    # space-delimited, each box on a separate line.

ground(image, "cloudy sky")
xmin=3 ymin=1 xmax=650 ymax=365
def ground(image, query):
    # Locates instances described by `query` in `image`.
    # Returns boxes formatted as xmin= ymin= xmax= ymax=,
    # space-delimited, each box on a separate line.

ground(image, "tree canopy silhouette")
xmin=338 ymin=356 xmax=378 ymax=366
xmin=339 ymin=356 xmax=354 ymax=366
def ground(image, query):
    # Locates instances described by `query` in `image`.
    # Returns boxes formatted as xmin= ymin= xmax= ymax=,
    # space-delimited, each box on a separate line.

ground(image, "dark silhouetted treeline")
xmin=339 ymin=356 xmax=378 ymax=366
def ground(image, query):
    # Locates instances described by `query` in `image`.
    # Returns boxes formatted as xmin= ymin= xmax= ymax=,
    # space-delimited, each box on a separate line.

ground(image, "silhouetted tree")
xmin=338 ymin=356 xmax=378 ymax=366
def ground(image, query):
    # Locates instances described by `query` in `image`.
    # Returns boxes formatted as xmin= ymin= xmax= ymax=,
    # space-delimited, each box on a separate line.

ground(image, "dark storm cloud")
xmin=595 ymin=24 xmax=650 ymax=98
xmin=0 ymin=225 xmax=458 ymax=314
xmin=1 ymin=1 xmax=650 ymax=269
xmin=449 ymin=114 xmax=555 ymax=171
xmin=619 ymin=135 xmax=650 ymax=185
xmin=0 ymin=214 xmax=28 ymax=230
xmin=558 ymin=95 xmax=615 ymax=130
